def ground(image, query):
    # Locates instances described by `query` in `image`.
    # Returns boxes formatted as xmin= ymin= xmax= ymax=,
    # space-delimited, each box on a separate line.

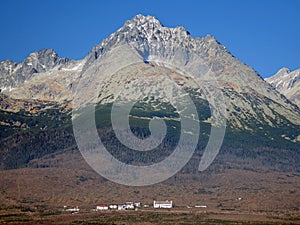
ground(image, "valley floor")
xmin=0 ymin=150 xmax=299 ymax=224
xmin=0 ymin=208 xmax=300 ymax=224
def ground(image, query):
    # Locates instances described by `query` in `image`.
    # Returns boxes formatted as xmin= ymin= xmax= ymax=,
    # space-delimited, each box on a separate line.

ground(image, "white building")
xmin=109 ymin=204 xmax=118 ymax=210
xmin=153 ymin=200 xmax=173 ymax=208
xmin=118 ymin=204 xmax=126 ymax=210
xmin=134 ymin=202 xmax=142 ymax=208
xmin=125 ymin=202 xmax=135 ymax=210
xmin=96 ymin=205 xmax=109 ymax=211
xmin=66 ymin=206 xmax=80 ymax=212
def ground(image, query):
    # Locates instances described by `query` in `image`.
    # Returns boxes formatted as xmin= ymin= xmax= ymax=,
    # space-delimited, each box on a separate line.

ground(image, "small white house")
xmin=153 ymin=200 xmax=173 ymax=208
xmin=96 ymin=205 xmax=109 ymax=211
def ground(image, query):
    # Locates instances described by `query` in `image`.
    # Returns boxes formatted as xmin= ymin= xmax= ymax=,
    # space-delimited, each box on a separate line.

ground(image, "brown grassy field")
xmin=0 ymin=149 xmax=299 ymax=224
xmin=1 ymin=209 xmax=300 ymax=224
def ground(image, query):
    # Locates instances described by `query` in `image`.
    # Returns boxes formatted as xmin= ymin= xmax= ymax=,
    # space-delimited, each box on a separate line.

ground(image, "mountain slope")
xmin=265 ymin=67 xmax=300 ymax=107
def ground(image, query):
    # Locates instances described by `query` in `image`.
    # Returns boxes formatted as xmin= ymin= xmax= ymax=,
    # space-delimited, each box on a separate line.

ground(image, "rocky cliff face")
xmin=266 ymin=68 xmax=300 ymax=107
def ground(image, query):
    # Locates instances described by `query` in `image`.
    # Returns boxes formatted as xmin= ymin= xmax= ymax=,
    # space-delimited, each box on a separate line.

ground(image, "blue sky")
xmin=0 ymin=0 xmax=299 ymax=77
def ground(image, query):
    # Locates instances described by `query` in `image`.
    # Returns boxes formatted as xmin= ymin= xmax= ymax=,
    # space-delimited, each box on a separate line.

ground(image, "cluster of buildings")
xmin=96 ymin=202 xmax=141 ymax=211
xmin=96 ymin=200 xmax=173 ymax=211
xmin=64 ymin=201 xmax=210 ymax=214
xmin=64 ymin=200 xmax=211 ymax=213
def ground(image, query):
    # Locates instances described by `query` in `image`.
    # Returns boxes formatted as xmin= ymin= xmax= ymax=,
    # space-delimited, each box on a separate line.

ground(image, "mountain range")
xmin=0 ymin=14 xmax=299 ymax=170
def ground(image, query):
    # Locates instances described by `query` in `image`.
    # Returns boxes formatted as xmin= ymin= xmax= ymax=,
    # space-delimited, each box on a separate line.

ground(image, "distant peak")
xmin=27 ymin=48 xmax=58 ymax=60
xmin=38 ymin=48 xmax=58 ymax=58
xmin=275 ymin=67 xmax=291 ymax=77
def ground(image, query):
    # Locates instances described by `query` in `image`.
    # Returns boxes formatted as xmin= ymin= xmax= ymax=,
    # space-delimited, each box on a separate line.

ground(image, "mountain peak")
xmin=122 ymin=14 xmax=190 ymax=37
xmin=126 ymin=14 xmax=190 ymax=34
xmin=275 ymin=67 xmax=291 ymax=77
xmin=82 ymin=14 xmax=193 ymax=70
xmin=125 ymin=14 xmax=163 ymax=28
xmin=25 ymin=48 xmax=58 ymax=64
